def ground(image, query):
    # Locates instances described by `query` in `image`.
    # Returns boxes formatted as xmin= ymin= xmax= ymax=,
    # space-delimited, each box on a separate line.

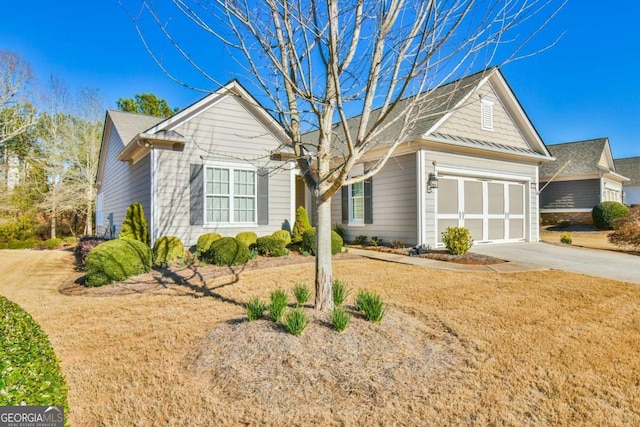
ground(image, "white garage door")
xmin=436 ymin=176 xmax=525 ymax=244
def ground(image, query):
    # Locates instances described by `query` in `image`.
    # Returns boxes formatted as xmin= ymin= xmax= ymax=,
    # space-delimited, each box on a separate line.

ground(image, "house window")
xmin=205 ymin=164 xmax=256 ymax=224
xmin=481 ymin=98 xmax=494 ymax=131
xmin=350 ymin=181 xmax=365 ymax=223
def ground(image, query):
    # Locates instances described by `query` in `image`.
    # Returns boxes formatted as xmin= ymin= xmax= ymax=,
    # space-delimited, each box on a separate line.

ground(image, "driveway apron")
xmin=471 ymin=242 xmax=640 ymax=284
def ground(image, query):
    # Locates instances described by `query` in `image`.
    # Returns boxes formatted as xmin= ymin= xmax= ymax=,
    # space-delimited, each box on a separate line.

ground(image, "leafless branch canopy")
xmin=123 ymin=0 xmax=565 ymax=199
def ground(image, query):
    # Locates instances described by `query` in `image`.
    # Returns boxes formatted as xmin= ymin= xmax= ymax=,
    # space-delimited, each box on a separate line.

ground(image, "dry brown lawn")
xmin=1 ymin=249 xmax=639 ymax=426
xmin=540 ymin=227 xmax=639 ymax=254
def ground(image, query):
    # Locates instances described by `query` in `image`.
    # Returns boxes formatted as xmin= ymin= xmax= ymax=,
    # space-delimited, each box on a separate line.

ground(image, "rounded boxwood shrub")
xmin=235 ymin=231 xmax=258 ymax=247
xmin=205 ymin=237 xmax=250 ymax=266
xmin=43 ymin=238 xmax=63 ymax=250
xmin=301 ymin=228 xmax=343 ymax=255
xmin=196 ymin=233 xmax=222 ymax=253
xmin=592 ymin=201 xmax=629 ymax=230
xmin=0 ymin=296 xmax=68 ymax=410
xmin=272 ymin=229 xmax=292 ymax=246
xmin=153 ymin=236 xmax=185 ymax=265
xmin=84 ymin=239 xmax=153 ymax=287
xmin=255 ymin=235 xmax=288 ymax=257
xmin=441 ymin=226 xmax=474 ymax=255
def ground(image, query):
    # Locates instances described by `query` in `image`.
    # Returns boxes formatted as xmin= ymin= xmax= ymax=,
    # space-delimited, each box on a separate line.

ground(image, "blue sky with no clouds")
xmin=1 ymin=1 xmax=638 ymax=158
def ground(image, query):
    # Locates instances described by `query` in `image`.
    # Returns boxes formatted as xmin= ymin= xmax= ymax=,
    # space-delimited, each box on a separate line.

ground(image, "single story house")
xmin=97 ymin=67 xmax=553 ymax=248
xmin=539 ymin=138 xmax=629 ymax=225
xmin=613 ymin=156 xmax=640 ymax=205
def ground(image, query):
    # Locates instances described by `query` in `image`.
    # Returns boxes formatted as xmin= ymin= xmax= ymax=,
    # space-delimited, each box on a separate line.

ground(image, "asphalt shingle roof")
xmin=301 ymin=68 xmax=494 ymax=155
xmin=107 ymin=109 xmax=165 ymax=146
xmin=540 ymin=138 xmax=609 ymax=178
xmin=614 ymin=157 xmax=640 ymax=186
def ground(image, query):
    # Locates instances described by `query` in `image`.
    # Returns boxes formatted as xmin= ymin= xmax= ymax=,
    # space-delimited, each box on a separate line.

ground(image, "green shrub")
xmin=196 ymin=233 xmax=222 ymax=253
xmin=7 ymin=239 xmax=25 ymax=249
xmin=284 ymin=309 xmax=308 ymax=336
xmin=23 ymin=238 xmax=41 ymax=249
xmin=120 ymin=202 xmax=150 ymax=245
xmin=441 ymin=226 xmax=474 ymax=255
xmin=292 ymin=206 xmax=312 ymax=243
xmin=84 ymin=239 xmax=152 ymax=287
xmin=272 ymin=229 xmax=292 ymax=246
xmin=293 ymin=282 xmax=311 ymax=306
xmin=0 ymin=296 xmax=68 ymax=410
xmin=235 ymin=231 xmax=258 ymax=247
xmin=301 ymin=228 xmax=343 ymax=255
xmin=246 ymin=297 xmax=267 ymax=322
xmin=353 ymin=235 xmax=367 ymax=245
xmin=592 ymin=201 xmax=629 ymax=230
xmin=205 ymin=237 xmax=250 ymax=266
xmin=329 ymin=307 xmax=350 ymax=332
xmin=268 ymin=289 xmax=289 ymax=322
xmin=153 ymin=236 xmax=185 ymax=265
xmin=255 ymin=235 xmax=288 ymax=257
xmin=332 ymin=223 xmax=346 ymax=241
xmin=43 ymin=238 xmax=63 ymax=250
xmin=64 ymin=236 xmax=76 ymax=244
xmin=0 ymin=242 xmax=7 ymax=250
xmin=332 ymin=279 xmax=350 ymax=307
xmin=355 ymin=290 xmax=386 ymax=323
xmin=370 ymin=236 xmax=382 ymax=246
xmin=560 ymin=232 xmax=572 ymax=245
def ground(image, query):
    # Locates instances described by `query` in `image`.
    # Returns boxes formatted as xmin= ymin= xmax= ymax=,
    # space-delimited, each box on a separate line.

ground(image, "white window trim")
xmin=481 ymin=98 xmax=494 ymax=131
xmin=349 ymin=181 xmax=365 ymax=225
xmin=203 ymin=160 xmax=257 ymax=226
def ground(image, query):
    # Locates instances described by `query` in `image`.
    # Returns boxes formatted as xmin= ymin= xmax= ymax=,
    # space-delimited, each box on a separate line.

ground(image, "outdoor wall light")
xmin=427 ymin=172 xmax=439 ymax=193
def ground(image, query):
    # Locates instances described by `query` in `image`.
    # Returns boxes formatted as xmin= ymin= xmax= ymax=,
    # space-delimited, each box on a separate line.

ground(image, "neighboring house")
xmin=324 ymin=67 xmax=554 ymax=247
xmin=96 ymin=80 xmax=295 ymax=245
xmin=97 ymin=68 xmax=553 ymax=249
xmin=613 ymin=156 xmax=640 ymax=205
xmin=539 ymin=138 xmax=629 ymax=225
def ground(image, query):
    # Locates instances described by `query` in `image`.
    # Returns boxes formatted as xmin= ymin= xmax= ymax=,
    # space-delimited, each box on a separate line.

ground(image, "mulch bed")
xmin=351 ymin=245 xmax=506 ymax=265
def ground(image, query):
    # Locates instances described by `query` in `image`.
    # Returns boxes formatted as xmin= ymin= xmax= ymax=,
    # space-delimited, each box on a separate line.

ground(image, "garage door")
xmin=436 ymin=176 xmax=525 ymax=244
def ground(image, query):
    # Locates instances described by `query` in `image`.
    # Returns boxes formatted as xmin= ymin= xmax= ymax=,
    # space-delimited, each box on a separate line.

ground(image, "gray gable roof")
xmin=540 ymin=138 xmax=610 ymax=178
xmin=302 ymin=68 xmax=494 ymax=155
xmin=614 ymin=157 xmax=640 ymax=186
xmin=107 ymin=109 xmax=165 ymax=146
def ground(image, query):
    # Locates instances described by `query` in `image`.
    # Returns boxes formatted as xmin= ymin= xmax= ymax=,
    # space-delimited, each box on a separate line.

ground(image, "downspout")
xmin=416 ymin=149 xmax=425 ymax=246
xmin=150 ymin=148 xmax=157 ymax=246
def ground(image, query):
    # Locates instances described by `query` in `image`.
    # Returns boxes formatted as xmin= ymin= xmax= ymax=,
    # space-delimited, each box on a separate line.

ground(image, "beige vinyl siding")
xmin=424 ymin=150 xmax=538 ymax=245
xmin=96 ymin=129 xmax=151 ymax=237
xmin=332 ymin=153 xmax=418 ymax=246
xmin=436 ymin=83 xmax=529 ymax=150
xmin=154 ymin=95 xmax=292 ymax=246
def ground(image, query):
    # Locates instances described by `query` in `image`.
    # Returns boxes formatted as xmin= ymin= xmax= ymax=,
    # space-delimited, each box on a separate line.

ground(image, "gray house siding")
xmin=540 ymin=179 xmax=600 ymax=210
xmin=154 ymin=95 xmax=292 ymax=246
xmin=96 ymin=129 xmax=151 ymax=238
xmin=332 ymin=153 xmax=418 ymax=246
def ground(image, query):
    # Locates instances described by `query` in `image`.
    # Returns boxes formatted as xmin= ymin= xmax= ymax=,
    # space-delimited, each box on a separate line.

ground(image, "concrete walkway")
xmin=472 ymin=242 xmax=640 ymax=284
xmin=349 ymin=242 xmax=639 ymax=284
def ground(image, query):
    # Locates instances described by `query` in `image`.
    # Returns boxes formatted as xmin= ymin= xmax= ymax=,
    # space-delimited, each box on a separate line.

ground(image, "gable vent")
xmin=481 ymin=98 xmax=494 ymax=131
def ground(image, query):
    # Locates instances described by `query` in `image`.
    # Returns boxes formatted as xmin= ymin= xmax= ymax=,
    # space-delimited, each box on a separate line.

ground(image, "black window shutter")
xmin=341 ymin=186 xmax=349 ymax=224
xmin=257 ymin=168 xmax=269 ymax=225
xmin=364 ymin=177 xmax=373 ymax=224
xmin=190 ymin=163 xmax=204 ymax=225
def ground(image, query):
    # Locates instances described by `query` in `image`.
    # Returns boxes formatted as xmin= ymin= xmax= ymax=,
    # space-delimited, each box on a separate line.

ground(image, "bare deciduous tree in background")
xmin=123 ymin=0 xmax=565 ymax=310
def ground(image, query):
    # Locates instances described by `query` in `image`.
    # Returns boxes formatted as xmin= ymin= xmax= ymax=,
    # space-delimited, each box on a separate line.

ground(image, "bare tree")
xmin=123 ymin=0 xmax=565 ymax=310
xmin=0 ymin=51 xmax=36 ymax=145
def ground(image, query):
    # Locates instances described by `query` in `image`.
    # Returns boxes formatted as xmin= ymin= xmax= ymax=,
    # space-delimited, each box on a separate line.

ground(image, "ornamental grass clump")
xmin=293 ymin=282 xmax=311 ymax=306
xmin=246 ymin=297 xmax=267 ymax=322
xmin=284 ymin=308 xmax=308 ymax=336
xmin=332 ymin=279 xmax=350 ymax=307
xmin=355 ymin=290 xmax=385 ymax=323
xmin=329 ymin=307 xmax=350 ymax=332
xmin=268 ymin=289 xmax=288 ymax=322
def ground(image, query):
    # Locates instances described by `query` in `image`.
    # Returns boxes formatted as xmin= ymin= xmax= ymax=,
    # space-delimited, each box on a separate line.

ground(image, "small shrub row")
xmin=0 ymin=296 xmax=68 ymax=410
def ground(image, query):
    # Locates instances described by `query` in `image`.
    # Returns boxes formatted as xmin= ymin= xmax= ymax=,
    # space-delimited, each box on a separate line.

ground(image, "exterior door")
xmin=436 ymin=176 xmax=525 ymax=245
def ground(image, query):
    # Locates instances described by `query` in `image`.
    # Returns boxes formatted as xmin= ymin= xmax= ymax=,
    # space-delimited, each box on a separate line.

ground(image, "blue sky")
xmin=1 ymin=1 xmax=638 ymax=158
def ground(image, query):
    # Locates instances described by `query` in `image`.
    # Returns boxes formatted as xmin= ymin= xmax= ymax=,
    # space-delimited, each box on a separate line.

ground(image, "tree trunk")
xmin=314 ymin=197 xmax=334 ymax=311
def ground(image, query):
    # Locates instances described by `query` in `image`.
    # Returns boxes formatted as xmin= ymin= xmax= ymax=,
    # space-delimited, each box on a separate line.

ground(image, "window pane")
xmin=352 ymin=198 xmax=364 ymax=220
xmin=210 ymin=168 xmax=229 ymax=194
xmin=234 ymin=197 xmax=255 ymax=222
xmin=352 ymin=182 xmax=363 ymax=197
xmin=207 ymin=196 xmax=229 ymax=222
xmin=234 ymin=170 xmax=255 ymax=196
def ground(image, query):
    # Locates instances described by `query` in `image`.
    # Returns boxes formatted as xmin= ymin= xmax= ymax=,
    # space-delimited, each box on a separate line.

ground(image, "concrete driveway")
xmin=471 ymin=242 xmax=640 ymax=284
